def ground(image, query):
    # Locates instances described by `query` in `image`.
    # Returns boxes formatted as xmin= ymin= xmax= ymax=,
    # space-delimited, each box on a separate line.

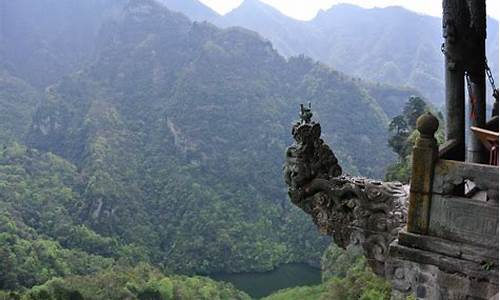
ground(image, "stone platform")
xmin=388 ymin=231 xmax=498 ymax=299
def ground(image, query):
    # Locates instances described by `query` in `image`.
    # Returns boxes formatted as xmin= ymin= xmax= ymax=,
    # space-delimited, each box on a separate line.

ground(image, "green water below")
xmin=210 ymin=263 xmax=322 ymax=299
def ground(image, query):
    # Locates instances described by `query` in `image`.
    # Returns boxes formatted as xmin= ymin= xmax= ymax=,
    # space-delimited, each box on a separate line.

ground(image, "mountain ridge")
xmin=160 ymin=0 xmax=499 ymax=105
xmin=157 ymin=0 xmax=218 ymax=21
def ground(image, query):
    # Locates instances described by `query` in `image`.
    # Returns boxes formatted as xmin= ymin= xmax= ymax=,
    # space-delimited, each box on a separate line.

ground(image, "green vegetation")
xmin=5 ymin=0 xmax=412 ymax=282
xmin=263 ymin=245 xmax=391 ymax=300
xmin=0 ymin=70 xmax=39 ymax=144
xmin=261 ymin=284 xmax=328 ymax=300
xmin=324 ymin=262 xmax=391 ymax=300
xmin=385 ymin=96 xmax=444 ymax=182
xmin=0 ymin=0 xmax=426 ymax=297
xmin=0 ymin=143 xmax=251 ymax=298
xmin=321 ymin=244 xmax=363 ymax=281
xmin=0 ymin=265 xmax=250 ymax=300
xmin=0 ymin=144 xmax=115 ymax=290
xmin=481 ymin=261 xmax=495 ymax=271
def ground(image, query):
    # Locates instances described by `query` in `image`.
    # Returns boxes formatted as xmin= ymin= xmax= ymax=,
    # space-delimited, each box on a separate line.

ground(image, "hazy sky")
xmin=199 ymin=0 xmax=500 ymax=20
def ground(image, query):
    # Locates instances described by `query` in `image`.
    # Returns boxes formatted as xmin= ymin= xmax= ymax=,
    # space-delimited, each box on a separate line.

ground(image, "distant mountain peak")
xmin=240 ymin=0 xmax=264 ymax=6
xmin=156 ymin=0 xmax=218 ymax=21
xmin=125 ymin=0 xmax=158 ymax=13
xmin=126 ymin=0 xmax=158 ymax=9
xmin=122 ymin=0 xmax=193 ymax=23
xmin=325 ymin=3 xmax=361 ymax=10
xmin=315 ymin=3 xmax=425 ymax=20
xmin=230 ymin=0 xmax=279 ymax=14
xmin=315 ymin=3 xmax=362 ymax=16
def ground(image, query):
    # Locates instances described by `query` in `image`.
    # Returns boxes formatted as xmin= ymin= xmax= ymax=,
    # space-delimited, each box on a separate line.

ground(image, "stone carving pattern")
xmin=283 ymin=113 xmax=409 ymax=276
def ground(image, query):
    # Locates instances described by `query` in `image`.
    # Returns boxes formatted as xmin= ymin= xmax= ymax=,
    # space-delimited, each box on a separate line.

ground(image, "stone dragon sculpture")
xmin=283 ymin=105 xmax=409 ymax=276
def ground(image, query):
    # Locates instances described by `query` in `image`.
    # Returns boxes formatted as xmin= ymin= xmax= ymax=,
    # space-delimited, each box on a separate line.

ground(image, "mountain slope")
xmin=0 ymin=70 xmax=39 ymax=144
xmin=213 ymin=0 xmax=317 ymax=58
xmin=310 ymin=5 xmax=497 ymax=106
xmin=22 ymin=0 xmax=414 ymax=278
xmin=157 ymin=0 xmax=219 ymax=21
xmin=0 ymin=0 xmax=127 ymax=88
xmin=0 ymin=144 xmax=115 ymax=290
xmin=0 ymin=144 xmax=250 ymax=299
xmin=311 ymin=5 xmax=443 ymax=103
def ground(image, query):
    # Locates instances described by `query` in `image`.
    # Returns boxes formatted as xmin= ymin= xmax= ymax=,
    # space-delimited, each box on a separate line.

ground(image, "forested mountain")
xmin=0 ymin=0 xmax=417 ymax=297
xmin=0 ymin=70 xmax=39 ymax=143
xmin=24 ymin=0 xmax=406 ymax=272
xmin=159 ymin=0 xmax=499 ymax=106
xmin=213 ymin=0 xmax=315 ymax=59
xmin=0 ymin=0 xmax=127 ymax=88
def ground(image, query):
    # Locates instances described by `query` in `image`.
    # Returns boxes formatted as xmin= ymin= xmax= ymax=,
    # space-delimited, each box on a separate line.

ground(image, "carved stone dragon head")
xmin=283 ymin=105 xmax=409 ymax=276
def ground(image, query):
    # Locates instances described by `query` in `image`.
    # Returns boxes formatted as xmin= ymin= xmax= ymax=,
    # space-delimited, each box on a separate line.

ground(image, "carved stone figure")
xmin=299 ymin=102 xmax=313 ymax=124
xmin=283 ymin=105 xmax=408 ymax=276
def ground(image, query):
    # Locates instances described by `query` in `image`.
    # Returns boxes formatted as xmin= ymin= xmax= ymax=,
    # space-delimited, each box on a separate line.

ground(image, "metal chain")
xmin=485 ymin=58 xmax=497 ymax=92
xmin=442 ymin=42 xmax=497 ymax=100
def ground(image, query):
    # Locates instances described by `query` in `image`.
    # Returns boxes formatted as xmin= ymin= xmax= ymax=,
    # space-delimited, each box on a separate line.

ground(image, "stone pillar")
xmin=407 ymin=113 xmax=439 ymax=234
xmin=443 ymin=0 xmax=467 ymax=161
xmin=468 ymin=77 xmax=487 ymax=163
xmin=466 ymin=0 xmax=487 ymax=163
xmin=445 ymin=61 xmax=466 ymax=160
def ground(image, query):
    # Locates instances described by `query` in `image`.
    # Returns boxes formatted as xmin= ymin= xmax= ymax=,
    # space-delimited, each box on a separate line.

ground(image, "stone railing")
xmin=388 ymin=113 xmax=498 ymax=299
xmin=405 ymin=112 xmax=498 ymax=247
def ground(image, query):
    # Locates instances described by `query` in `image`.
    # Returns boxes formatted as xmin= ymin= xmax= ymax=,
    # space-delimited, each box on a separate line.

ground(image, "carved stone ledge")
xmin=283 ymin=112 xmax=409 ymax=276
xmin=388 ymin=236 xmax=498 ymax=300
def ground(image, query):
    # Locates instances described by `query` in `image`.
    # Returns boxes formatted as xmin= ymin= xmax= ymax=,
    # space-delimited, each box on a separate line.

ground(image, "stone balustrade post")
xmin=407 ymin=112 xmax=439 ymax=234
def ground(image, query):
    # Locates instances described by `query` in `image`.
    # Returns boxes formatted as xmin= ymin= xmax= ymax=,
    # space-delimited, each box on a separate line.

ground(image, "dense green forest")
xmin=0 ymin=264 xmax=251 ymax=300
xmin=0 ymin=0 xmax=428 ymax=298
xmin=0 ymin=70 xmax=39 ymax=144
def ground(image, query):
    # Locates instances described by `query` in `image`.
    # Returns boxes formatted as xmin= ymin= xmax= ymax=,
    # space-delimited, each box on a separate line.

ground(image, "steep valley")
xmin=0 ymin=0 xmax=427 ymax=298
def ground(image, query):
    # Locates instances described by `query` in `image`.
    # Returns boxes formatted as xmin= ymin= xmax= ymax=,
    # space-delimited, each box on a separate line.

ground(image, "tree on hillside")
xmin=403 ymin=96 xmax=427 ymax=128
xmin=385 ymin=96 xmax=430 ymax=182
xmin=388 ymin=115 xmax=410 ymax=159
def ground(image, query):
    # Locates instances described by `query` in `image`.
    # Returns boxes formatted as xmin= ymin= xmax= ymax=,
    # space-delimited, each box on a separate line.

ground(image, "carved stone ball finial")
xmin=416 ymin=112 xmax=439 ymax=138
xmin=408 ymin=112 xmax=438 ymax=235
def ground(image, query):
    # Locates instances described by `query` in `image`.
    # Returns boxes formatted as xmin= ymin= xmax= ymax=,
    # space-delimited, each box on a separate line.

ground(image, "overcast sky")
xmin=199 ymin=0 xmax=500 ymax=20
